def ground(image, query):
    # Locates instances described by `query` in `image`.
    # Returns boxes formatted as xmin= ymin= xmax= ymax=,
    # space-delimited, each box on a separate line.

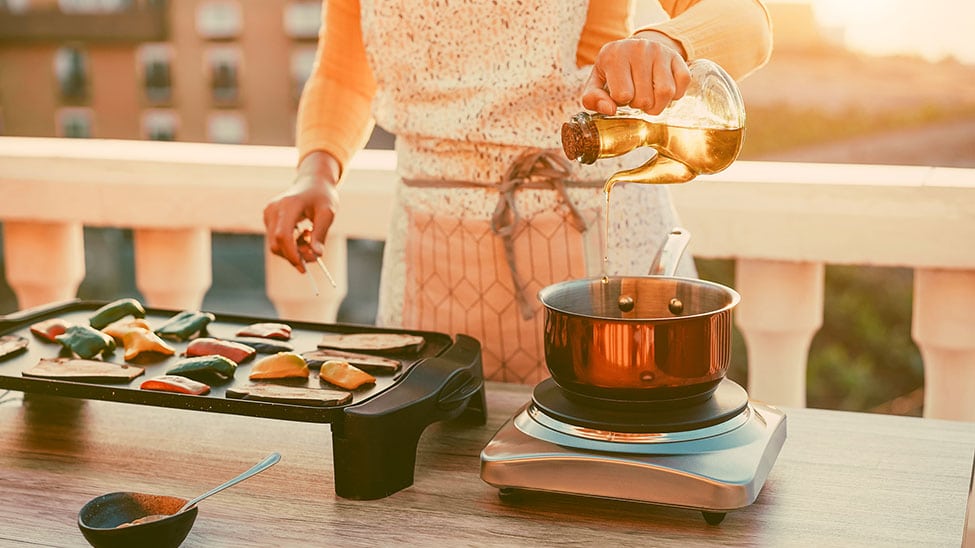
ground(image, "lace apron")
xmin=359 ymin=0 xmax=693 ymax=384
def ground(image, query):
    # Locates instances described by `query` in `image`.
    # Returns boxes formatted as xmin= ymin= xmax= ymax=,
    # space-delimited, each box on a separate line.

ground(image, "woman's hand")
xmin=263 ymin=151 xmax=342 ymax=273
xmin=582 ymin=30 xmax=691 ymax=116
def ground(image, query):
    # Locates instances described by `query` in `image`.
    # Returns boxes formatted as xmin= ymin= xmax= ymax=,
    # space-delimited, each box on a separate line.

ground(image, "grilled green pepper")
xmin=89 ymin=298 xmax=146 ymax=330
xmin=155 ymin=310 xmax=215 ymax=342
xmin=166 ymin=355 xmax=237 ymax=383
xmin=55 ymin=325 xmax=117 ymax=359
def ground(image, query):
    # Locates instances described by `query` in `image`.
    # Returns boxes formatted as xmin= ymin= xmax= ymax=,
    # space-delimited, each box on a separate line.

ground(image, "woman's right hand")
xmin=263 ymin=151 xmax=342 ymax=273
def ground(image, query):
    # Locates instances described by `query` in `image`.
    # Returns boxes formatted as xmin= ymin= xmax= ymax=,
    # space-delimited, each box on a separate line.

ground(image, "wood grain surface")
xmin=1 ymin=382 xmax=972 ymax=547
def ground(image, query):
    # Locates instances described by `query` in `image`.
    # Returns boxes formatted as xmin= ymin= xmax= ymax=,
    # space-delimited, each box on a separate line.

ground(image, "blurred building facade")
xmin=1 ymin=0 xmax=838 ymax=145
xmin=0 ymin=0 xmax=321 ymax=145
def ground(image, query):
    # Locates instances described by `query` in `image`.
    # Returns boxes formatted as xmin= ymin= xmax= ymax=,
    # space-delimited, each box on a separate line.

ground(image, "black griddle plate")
xmin=0 ymin=300 xmax=487 ymax=500
xmin=0 ymin=300 xmax=449 ymax=422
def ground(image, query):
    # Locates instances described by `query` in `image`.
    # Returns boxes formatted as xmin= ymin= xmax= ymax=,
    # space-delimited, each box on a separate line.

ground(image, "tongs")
xmin=296 ymin=227 xmax=337 ymax=294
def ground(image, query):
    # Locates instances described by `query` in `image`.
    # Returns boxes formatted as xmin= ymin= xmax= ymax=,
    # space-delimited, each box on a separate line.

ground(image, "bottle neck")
xmin=561 ymin=111 xmax=665 ymax=164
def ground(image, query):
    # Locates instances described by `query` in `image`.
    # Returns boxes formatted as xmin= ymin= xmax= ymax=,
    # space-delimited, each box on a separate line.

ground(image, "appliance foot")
xmin=498 ymin=488 xmax=522 ymax=501
xmin=702 ymin=511 xmax=726 ymax=525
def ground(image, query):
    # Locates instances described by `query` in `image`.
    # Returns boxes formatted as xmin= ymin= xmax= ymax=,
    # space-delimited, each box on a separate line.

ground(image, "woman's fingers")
xmin=582 ymin=36 xmax=690 ymax=115
xmin=268 ymin=202 xmax=307 ymax=273
xmin=262 ymin=178 xmax=340 ymax=274
xmin=628 ymin=43 xmax=657 ymax=113
xmin=581 ymin=68 xmax=615 ymax=114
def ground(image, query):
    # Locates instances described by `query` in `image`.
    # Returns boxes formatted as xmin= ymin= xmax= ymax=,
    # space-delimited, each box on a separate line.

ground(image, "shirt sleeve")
xmin=576 ymin=0 xmax=631 ymax=68
xmin=295 ymin=0 xmax=378 ymax=174
xmin=640 ymin=0 xmax=773 ymax=80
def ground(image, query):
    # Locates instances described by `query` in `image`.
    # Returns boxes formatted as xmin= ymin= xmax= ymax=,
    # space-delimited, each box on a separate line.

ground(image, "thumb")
xmin=581 ymin=69 xmax=615 ymax=114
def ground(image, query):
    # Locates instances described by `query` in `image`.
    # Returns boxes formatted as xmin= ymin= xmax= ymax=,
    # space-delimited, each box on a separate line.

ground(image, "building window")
xmin=54 ymin=47 xmax=89 ymax=103
xmin=207 ymin=46 xmax=240 ymax=104
xmin=142 ymin=109 xmax=178 ymax=141
xmin=290 ymin=46 xmax=316 ymax=102
xmin=58 ymin=0 xmax=132 ymax=13
xmin=2 ymin=0 xmax=31 ymax=14
xmin=283 ymin=1 xmax=321 ymax=39
xmin=138 ymin=43 xmax=173 ymax=104
xmin=207 ymin=111 xmax=246 ymax=144
xmin=57 ymin=108 xmax=93 ymax=138
xmin=196 ymin=0 xmax=241 ymax=39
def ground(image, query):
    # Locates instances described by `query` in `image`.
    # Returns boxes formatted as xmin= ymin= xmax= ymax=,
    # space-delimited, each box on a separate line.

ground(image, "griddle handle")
xmin=331 ymin=333 xmax=486 ymax=500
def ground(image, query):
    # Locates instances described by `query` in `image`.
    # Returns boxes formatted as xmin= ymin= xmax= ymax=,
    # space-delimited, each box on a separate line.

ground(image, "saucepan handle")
xmin=648 ymin=227 xmax=691 ymax=277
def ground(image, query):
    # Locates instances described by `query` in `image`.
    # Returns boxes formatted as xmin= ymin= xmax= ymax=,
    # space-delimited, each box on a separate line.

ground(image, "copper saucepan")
xmin=538 ymin=228 xmax=740 ymax=401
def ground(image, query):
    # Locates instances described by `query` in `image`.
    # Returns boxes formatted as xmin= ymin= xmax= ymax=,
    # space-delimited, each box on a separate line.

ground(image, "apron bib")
xmin=358 ymin=0 xmax=690 ymax=383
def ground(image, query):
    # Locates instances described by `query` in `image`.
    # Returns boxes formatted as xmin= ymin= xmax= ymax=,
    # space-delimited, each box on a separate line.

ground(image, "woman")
xmin=264 ymin=0 xmax=772 ymax=384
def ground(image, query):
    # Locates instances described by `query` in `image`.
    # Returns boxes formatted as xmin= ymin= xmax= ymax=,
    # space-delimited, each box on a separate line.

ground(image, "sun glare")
xmin=770 ymin=0 xmax=975 ymax=64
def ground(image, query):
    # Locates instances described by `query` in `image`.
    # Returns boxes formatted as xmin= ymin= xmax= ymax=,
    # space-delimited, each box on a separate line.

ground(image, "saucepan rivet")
xmin=668 ymin=298 xmax=684 ymax=315
xmin=618 ymin=295 xmax=635 ymax=313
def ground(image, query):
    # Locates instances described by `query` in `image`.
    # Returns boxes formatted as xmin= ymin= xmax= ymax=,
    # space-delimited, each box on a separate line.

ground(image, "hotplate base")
xmin=480 ymin=401 xmax=786 ymax=520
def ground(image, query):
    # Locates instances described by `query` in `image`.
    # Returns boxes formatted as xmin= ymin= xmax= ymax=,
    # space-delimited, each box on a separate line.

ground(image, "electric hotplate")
xmin=480 ymin=378 xmax=786 ymax=524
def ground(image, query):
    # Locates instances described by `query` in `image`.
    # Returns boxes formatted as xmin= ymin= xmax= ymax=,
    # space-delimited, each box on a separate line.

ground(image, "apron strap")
xmin=404 ymin=148 xmax=600 ymax=320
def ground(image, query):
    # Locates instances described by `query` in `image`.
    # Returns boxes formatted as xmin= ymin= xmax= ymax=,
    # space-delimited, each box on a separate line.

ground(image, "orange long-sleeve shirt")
xmin=297 ymin=0 xmax=772 ymax=173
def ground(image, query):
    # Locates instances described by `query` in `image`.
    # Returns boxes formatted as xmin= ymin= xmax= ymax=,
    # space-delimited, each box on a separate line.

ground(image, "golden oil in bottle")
xmin=562 ymin=59 xmax=747 ymax=279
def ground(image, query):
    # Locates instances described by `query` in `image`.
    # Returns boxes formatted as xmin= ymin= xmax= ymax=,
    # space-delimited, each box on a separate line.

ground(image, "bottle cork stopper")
xmin=560 ymin=112 xmax=599 ymax=164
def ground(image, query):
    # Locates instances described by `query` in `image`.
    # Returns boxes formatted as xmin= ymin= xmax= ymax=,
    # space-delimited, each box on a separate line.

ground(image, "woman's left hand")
xmin=582 ymin=30 xmax=691 ymax=116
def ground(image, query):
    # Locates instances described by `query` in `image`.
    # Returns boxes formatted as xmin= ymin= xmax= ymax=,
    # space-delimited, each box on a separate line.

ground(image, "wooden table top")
xmin=1 ymin=381 xmax=973 ymax=547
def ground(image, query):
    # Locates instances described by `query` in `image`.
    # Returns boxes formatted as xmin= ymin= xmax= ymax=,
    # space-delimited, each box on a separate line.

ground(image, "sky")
xmin=770 ymin=0 xmax=975 ymax=64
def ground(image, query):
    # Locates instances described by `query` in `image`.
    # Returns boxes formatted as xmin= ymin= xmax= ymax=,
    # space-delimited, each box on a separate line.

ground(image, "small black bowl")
xmin=78 ymin=491 xmax=198 ymax=548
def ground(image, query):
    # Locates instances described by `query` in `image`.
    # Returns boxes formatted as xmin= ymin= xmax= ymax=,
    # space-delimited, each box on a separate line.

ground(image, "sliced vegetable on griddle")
xmin=55 ymin=325 xmax=116 ymax=359
xmin=102 ymin=317 xmax=153 ymax=342
xmin=319 ymin=359 xmax=376 ymax=390
xmin=121 ymin=329 xmax=176 ymax=361
xmin=235 ymin=322 xmax=292 ymax=341
xmin=0 ymin=335 xmax=29 ymax=361
xmin=24 ymin=357 xmax=143 ymax=383
xmin=89 ymin=298 xmax=146 ymax=330
xmin=318 ymin=333 xmax=425 ymax=353
xmin=226 ymin=384 xmax=351 ymax=407
xmin=185 ymin=337 xmax=256 ymax=364
xmin=248 ymin=352 xmax=309 ymax=380
xmin=166 ymin=354 xmax=236 ymax=383
xmin=140 ymin=375 xmax=210 ymax=395
xmin=225 ymin=337 xmax=293 ymax=354
xmin=29 ymin=318 xmax=72 ymax=343
xmin=302 ymin=348 xmax=401 ymax=373
xmin=155 ymin=310 xmax=215 ymax=342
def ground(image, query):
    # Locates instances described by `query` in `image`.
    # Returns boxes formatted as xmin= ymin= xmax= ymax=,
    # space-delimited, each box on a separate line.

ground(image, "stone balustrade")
xmin=1 ymin=136 xmax=973 ymax=421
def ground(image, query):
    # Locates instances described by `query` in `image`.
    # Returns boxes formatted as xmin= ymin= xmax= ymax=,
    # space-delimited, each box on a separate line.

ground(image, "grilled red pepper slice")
xmin=185 ymin=337 xmax=256 ymax=364
xmin=140 ymin=375 xmax=210 ymax=395
xmin=29 ymin=318 xmax=72 ymax=343
xmin=235 ymin=322 xmax=292 ymax=340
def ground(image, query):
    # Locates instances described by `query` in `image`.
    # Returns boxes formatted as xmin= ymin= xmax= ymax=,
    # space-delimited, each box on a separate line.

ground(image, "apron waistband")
xmin=403 ymin=148 xmax=602 ymax=320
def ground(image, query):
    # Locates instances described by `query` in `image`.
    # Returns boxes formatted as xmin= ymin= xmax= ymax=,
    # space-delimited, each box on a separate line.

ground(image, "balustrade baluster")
xmin=2 ymin=221 xmax=85 ymax=309
xmin=133 ymin=228 xmax=212 ymax=310
xmin=912 ymin=268 xmax=975 ymax=421
xmin=735 ymin=259 xmax=825 ymax=408
xmin=265 ymin=234 xmax=347 ymax=323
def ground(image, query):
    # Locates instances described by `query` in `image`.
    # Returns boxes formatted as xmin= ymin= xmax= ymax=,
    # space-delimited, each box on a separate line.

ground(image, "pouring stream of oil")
xmin=599 ymin=125 xmax=743 ymax=284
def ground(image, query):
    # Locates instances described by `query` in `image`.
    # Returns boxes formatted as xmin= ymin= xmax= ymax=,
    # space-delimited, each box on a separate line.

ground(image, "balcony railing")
xmin=1 ymin=136 xmax=972 ymax=421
